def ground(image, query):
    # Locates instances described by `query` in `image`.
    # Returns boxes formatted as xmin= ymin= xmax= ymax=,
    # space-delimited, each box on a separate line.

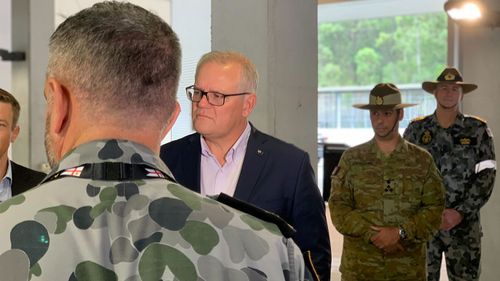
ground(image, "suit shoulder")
xmin=11 ymin=161 xmax=46 ymax=178
xmin=161 ymin=133 xmax=199 ymax=152
xmin=255 ymin=130 xmax=308 ymax=157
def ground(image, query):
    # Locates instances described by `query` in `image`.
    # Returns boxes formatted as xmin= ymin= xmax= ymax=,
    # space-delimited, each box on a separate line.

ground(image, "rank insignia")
xmin=375 ymin=96 xmax=384 ymax=105
xmin=460 ymin=138 xmax=471 ymax=145
xmin=453 ymin=136 xmax=477 ymax=145
xmin=421 ymin=130 xmax=432 ymax=144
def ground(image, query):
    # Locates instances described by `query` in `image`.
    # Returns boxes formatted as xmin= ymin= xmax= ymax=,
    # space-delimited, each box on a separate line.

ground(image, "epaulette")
xmin=464 ymin=114 xmax=487 ymax=124
xmin=409 ymin=115 xmax=429 ymax=123
xmin=215 ymin=193 xmax=296 ymax=238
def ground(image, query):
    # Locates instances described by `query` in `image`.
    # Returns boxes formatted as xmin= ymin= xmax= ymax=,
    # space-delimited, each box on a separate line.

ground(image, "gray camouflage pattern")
xmin=329 ymin=136 xmax=445 ymax=281
xmin=0 ymin=140 xmax=305 ymax=281
xmin=404 ymin=112 xmax=496 ymax=281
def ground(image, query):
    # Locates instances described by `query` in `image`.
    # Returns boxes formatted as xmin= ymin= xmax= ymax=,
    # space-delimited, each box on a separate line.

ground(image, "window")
xmin=318 ymin=0 xmax=447 ymax=147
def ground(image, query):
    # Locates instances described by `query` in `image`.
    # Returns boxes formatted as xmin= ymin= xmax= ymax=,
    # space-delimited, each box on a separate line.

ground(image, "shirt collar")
xmin=5 ymin=160 xmax=12 ymax=181
xmin=0 ymin=160 xmax=12 ymax=194
xmin=200 ymin=122 xmax=251 ymax=163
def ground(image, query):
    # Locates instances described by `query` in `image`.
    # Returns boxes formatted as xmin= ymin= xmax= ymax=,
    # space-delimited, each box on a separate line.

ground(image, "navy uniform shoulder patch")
xmin=410 ymin=115 xmax=429 ymax=123
xmin=464 ymin=114 xmax=487 ymax=124
xmin=486 ymin=128 xmax=494 ymax=138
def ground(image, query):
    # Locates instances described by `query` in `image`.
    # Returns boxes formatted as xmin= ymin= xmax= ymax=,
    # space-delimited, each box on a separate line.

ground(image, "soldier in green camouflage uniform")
xmin=404 ymin=67 xmax=496 ymax=281
xmin=0 ymin=3 xmax=306 ymax=280
xmin=330 ymin=83 xmax=445 ymax=281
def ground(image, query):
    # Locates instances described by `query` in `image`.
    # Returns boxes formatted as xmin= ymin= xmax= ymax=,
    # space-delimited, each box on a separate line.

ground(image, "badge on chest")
xmin=453 ymin=136 xmax=477 ymax=145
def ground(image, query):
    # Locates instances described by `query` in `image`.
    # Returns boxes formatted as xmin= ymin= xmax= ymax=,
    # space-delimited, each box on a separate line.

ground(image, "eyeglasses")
xmin=186 ymin=85 xmax=250 ymax=106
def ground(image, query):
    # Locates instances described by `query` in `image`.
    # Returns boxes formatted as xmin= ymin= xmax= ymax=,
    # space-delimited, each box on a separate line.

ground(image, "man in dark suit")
xmin=0 ymin=88 xmax=46 ymax=199
xmin=160 ymin=51 xmax=331 ymax=281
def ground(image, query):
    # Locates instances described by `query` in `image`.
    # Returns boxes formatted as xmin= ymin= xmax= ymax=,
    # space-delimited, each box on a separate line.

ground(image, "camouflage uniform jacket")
xmin=404 ymin=112 xmax=496 ymax=231
xmin=0 ymin=140 xmax=305 ymax=281
xmin=329 ymin=136 xmax=445 ymax=281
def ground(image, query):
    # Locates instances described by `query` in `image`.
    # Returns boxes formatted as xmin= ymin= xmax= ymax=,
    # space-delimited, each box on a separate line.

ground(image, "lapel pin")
xmin=257 ymin=149 xmax=263 ymax=155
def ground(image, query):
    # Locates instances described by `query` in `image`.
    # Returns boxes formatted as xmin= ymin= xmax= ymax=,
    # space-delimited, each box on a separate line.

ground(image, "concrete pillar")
xmin=0 ymin=0 xmax=12 ymax=91
xmin=211 ymin=0 xmax=318 ymax=168
xmin=457 ymin=0 xmax=500 ymax=279
xmin=11 ymin=0 xmax=54 ymax=171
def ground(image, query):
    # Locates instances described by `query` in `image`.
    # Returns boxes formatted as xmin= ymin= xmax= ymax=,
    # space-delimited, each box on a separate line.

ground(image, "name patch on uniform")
xmin=421 ymin=130 xmax=432 ymax=145
xmin=453 ymin=136 xmax=477 ymax=145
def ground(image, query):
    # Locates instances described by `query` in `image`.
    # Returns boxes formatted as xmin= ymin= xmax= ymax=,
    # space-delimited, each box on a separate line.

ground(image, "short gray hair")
xmin=47 ymin=1 xmax=181 ymax=126
xmin=195 ymin=51 xmax=258 ymax=93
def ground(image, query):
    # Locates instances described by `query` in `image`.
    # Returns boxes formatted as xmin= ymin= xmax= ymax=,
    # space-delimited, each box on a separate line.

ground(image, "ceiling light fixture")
xmin=444 ymin=0 xmax=500 ymax=27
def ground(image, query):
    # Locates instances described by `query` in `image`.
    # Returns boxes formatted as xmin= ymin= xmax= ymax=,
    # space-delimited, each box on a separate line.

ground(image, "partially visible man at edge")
xmin=160 ymin=50 xmax=331 ymax=281
xmin=0 ymin=2 xmax=306 ymax=280
xmin=330 ymin=83 xmax=445 ymax=281
xmin=0 ymin=88 xmax=46 ymax=200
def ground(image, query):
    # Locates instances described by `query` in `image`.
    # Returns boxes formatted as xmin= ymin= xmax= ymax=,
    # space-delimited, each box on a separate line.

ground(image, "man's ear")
xmin=398 ymin=109 xmax=405 ymax=121
xmin=160 ymin=101 xmax=181 ymax=141
xmin=45 ymin=78 xmax=71 ymax=137
xmin=242 ymin=93 xmax=256 ymax=118
xmin=10 ymin=125 xmax=20 ymax=143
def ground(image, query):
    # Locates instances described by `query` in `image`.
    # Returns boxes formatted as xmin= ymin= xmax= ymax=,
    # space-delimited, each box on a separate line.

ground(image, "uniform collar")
xmin=430 ymin=111 xmax=466 ymax=128
xmin=47 ymin=139 xmax=173 ymax=180
xmin=369 ymin=135 xmax=407 ymax=157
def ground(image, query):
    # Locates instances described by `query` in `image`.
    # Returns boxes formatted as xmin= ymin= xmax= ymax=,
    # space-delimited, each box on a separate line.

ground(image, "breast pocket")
xmin=399 ymin=175 xmax=424 ymax=215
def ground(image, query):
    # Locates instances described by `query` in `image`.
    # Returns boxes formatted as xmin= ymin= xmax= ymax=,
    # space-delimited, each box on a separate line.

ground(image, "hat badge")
xmin=444 ymin=73 xmax=455 ymax=81
xmin=375 ymin=96 xmax=384 ymax=105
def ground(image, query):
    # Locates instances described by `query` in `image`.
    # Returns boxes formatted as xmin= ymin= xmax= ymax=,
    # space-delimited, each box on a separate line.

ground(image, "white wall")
xmin=0 ymin=0 xmax=12 ymax=91
xmin=164 ymin=0 xmax=211 ymax=144
xmin=54 ymin=0 xmax=170 ymax=26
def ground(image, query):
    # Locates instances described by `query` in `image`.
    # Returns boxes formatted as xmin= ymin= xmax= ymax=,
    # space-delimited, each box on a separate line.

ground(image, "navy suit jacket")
xmin=11 ymin=161 xmax=46 ymax=195
xmin=160 ymin=126 xmax=331 ymax=281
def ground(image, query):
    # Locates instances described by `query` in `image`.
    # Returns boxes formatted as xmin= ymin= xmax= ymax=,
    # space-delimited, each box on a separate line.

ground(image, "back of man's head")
xmin=0 ymin=88 xmax=20 ymax=129
xmin=46 ymin=1 xmax=181 ymax=128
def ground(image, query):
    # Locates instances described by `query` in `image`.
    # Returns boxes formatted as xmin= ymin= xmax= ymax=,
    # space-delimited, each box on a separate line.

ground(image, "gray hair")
xmin=47 ymin=1 xmax=181 ymax=126
xmin=195 ymin=51 xmax=258 ymax=93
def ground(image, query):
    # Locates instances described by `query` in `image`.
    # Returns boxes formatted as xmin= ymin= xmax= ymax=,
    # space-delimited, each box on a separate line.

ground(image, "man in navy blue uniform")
xmin=404 ymin=67 xmax=496 ymax=281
